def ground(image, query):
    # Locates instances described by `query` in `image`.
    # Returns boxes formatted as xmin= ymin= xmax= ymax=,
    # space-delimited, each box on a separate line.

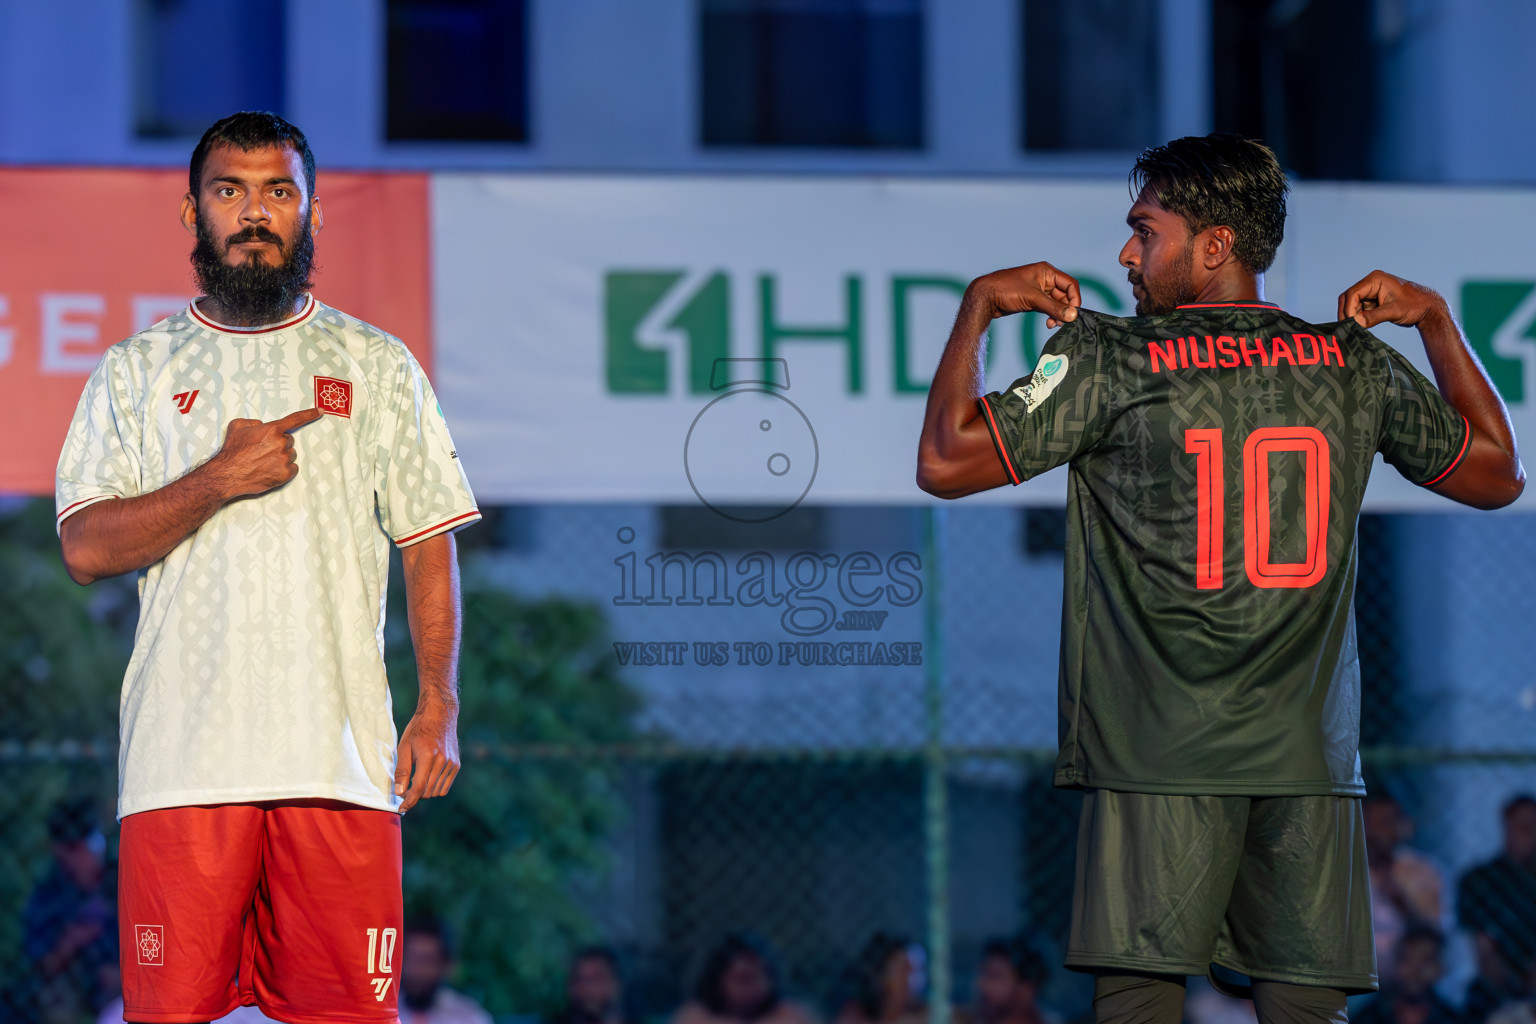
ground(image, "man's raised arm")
xmin=1340 ymin=271 xmax=1525 ymax=510
xmin=59 ymin=408 xmax=321 ymax=585
xmin=916 ymin=262 xmax=1081 ymax=499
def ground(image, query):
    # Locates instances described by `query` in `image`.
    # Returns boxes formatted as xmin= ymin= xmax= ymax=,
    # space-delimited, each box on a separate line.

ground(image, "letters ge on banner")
xmin=602 ymin=269 xmax=1128 ymax=396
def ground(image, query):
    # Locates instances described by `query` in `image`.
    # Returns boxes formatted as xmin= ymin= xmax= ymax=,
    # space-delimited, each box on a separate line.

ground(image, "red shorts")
xmin=119 ymin=801 xmax=402 ymax=1024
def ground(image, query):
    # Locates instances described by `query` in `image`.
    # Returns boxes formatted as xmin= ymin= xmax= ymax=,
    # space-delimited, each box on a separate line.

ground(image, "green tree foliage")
xmin=0 ymin=500 xmax=132 ymax=1013
xmin=385 ymin=567 xmax=637 ymax=1016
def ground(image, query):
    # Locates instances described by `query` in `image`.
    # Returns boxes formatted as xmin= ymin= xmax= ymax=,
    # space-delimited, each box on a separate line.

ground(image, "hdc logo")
xmin=602 ymin=269 xmax=1126 ymax=397
xmin=1462 ymin=281 xmax=1536 ymax=405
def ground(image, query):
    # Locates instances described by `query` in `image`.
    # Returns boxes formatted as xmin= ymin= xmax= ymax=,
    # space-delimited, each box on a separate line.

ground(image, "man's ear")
xmin=1203 ymin=226 xmax=1237 ymax=270
xmin=180 ymin=194 xmax=199 ymax=238
xmin=309 ymin=196 xmax=324 ymax=237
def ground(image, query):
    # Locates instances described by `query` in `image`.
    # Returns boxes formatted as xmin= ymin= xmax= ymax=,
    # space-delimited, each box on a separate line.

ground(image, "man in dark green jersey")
xmin=916 ymin=134 xmax=1525 ymax=1024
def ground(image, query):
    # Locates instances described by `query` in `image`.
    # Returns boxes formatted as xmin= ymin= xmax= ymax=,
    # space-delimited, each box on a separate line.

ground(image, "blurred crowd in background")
xmin=13 ymin=790 xmax=1536 ymax=1024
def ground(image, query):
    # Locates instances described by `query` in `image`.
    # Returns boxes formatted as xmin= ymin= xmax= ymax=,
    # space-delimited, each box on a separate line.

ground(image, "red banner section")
xmin=0 ymin=168 xmax=431 ymax=494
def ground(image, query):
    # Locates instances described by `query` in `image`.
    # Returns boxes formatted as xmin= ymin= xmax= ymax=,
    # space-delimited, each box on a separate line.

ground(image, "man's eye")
xmin=219 ymin=188 xmax=237 ymax=198
xmin=272 ymin=189 xmax=288 ymax=198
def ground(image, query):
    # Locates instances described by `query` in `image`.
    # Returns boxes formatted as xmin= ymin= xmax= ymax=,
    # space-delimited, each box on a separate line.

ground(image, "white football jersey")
xmin=56 ymin=295 xmax=480 ymax=818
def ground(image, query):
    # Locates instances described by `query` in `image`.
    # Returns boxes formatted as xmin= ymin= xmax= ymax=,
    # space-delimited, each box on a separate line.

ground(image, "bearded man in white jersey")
xmin=55 ymin=111 xmax=480 ymax=1024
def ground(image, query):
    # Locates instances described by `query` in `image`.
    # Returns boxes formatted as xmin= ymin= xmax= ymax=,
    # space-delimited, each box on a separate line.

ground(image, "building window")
xmin=701 ymin=0 xmax=924 ymax=149
xmin=135 ymin=0 xmax=286 ymax=138
xmin=1210 ymin=0 xmax=1377 ymax=180
xmin=385 ymin=0 xmax=528 ymax=142
xmin=1020 ymin=0 xmax=1159 ymax=152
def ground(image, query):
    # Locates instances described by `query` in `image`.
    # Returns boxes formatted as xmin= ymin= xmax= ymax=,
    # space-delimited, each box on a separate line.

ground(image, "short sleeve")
xmin=977 ymin=314 xmax=1115 ymax=484
xmin=55 ymin=347 xmax=142 ymax=532
xmin=375 ymin=349 xmax=481 ymax=547
xmin=1373 ymin=333 xmax=1471 ymax=488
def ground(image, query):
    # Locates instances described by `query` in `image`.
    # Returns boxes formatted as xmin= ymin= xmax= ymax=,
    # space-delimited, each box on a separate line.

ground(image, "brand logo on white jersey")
xmin=316 ymin=376 xmax=353 ymax=418
xmin=135 ymin=924 xmax=164 ymax=966
xmin=171 ymin=390 xmax=200 ymax=414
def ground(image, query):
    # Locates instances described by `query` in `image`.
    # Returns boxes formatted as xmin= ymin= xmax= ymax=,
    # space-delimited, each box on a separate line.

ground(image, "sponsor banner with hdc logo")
xmin=435 ymin=175 xmax=1536 ymax=509
xmin=3 ymin=170 xmax=1533 ymax=510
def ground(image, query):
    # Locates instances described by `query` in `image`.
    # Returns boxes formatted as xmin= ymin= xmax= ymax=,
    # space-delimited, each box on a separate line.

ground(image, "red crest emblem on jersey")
xmin=135 ymin=924 xmax=164 ymax=966
xmin=315 ymin=376 xmax=353 ymax=418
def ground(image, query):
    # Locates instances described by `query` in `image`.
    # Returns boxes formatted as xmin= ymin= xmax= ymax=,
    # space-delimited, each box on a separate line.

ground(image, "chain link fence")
xmin=2 ymin=499 xmax=1534 ymax=1024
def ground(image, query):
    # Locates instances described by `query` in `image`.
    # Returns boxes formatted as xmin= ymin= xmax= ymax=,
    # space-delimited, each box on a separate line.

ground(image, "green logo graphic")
xmin=1042 ymin=357 xmax=1063 ymax=376
xmin=1461 ymin=281 xmax=1536 ymax=404
xmin=604 ymin=270 xmax=1126 ymax=396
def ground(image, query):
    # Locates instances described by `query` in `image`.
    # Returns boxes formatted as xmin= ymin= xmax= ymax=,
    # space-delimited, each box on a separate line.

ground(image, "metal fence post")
xmin=924 ymin=505 xmax=950 ymax=1024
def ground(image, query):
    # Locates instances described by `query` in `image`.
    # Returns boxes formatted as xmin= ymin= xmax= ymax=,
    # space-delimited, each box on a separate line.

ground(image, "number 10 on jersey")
xmin=1184 ymin=427 xmax=1331 ymax=590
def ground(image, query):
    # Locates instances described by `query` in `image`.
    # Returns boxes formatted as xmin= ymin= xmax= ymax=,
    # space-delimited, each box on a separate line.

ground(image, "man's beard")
xmin=191 ymin=214 xmax=315 ymax=326
xmin=1129 ymin=236 xmax=1199 ymax=316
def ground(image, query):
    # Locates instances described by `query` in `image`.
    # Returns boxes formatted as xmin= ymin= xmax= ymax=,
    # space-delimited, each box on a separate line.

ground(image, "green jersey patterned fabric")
xmin=979 ymin=303 xmax=1470 ymax=797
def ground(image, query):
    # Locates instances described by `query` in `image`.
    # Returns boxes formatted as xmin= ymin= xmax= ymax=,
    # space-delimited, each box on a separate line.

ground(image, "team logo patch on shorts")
xmin=315 ymin=376 xmax=353 ymax=418
xmin=135 ymin=924 xmax=164 ymax=966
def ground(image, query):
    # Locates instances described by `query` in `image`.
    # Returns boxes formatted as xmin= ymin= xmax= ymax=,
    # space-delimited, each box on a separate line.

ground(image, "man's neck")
xmin=194 ymin=293 xmax=309 ymax=329
xmin=1190 ymin=272 xmax=1265 ymax=305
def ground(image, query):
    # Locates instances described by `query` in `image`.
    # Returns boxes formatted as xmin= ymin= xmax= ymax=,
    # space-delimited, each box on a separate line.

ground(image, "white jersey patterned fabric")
xmin=56 ymin=295 xmax=480 ymax=818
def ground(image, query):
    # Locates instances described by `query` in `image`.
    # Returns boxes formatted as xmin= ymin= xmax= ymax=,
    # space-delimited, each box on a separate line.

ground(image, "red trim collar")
xmin=189 ymin=294 xmax=317 ymax=334
xmin=1175 ymin=301 xmax=1281 ymax=310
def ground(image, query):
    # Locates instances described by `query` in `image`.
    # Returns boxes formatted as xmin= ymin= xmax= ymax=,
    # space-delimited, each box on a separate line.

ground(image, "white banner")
xmin=434 ymin=175 xmax=1535 ymax=510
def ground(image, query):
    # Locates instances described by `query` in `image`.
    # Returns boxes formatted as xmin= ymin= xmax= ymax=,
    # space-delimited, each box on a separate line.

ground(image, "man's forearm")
xmin=401 ymin=533 xmax=462 ymax=711
xmin=1418 ymin=308 xmax=1519 ymax=458
xmin=921 ymin=288 xmax=994 ymax=447
xmin=59 ymin=464 xmax=231 ymax=585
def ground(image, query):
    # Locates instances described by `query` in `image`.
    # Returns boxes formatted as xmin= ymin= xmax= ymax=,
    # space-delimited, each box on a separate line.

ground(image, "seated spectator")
xmin=834 ymin=933 xmax=927 ymax=1024
xmin=958 ymin=936 xmax=1059 ymax=1024
xmin=672 ymin=932 xmax=817 ymax=1024
xmin=23 ymin=797 xmax=118 ymax=1024
xmin=1355 ymin=926 xmax=1461 ymax=1024
xmin=1458 ymin=796 xmax=1536 ymax=1024
xmin=549 ymin=946 xmax=635 ymax=1024
xmin=1366 ymin=793 xmax=1447 ymax=979
xmin=400 ymin=915 xmax=493 ymax=1024
xmin=1486 ymin=960 xmax=1536 ymax=1024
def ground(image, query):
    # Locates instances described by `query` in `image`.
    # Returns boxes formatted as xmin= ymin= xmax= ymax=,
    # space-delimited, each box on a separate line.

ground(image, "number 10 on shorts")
xmin=367 ymin=927 xmax=397 ymax=1001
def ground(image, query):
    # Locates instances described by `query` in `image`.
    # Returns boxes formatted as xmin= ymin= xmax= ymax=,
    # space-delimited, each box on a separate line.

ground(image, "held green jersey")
xmin=979 ymin=302 xmax=1470 ymax=797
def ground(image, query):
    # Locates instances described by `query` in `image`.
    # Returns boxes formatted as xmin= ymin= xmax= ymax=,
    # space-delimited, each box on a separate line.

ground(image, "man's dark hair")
xmin=1503 ymin=794 xmax=1536 ymax=818
xmin=46 ymin=796 xmax=99 ymax=843
xmin=572 ymin=944 xmax=623 ymax=977
xmin=695 ymin=932 xmax=782 ymax=1018
xmin=1129 ymin=133 xmax=1289 ymax=275
xmin=189 ymin=111 xmax=317 ymax=199
xmin=980 ymin=936 xmax=1047 ymax=987
xmin=1397 ymin=924 xmax=1445 ymax=955
xmin=405 ymin=913 xmax=454 ymax=960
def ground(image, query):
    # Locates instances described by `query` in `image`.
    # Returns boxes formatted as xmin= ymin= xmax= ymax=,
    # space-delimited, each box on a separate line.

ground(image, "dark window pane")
xmin=1021 ymin=0 xmax=1159 ymax=152
xmin=386 ymin=0 xmax=527 ymax=142
xmin=135 ymin=0 xmax=286 ymax=138
xmin=1211 ymin=0 xmax=1376 ymax=180
xmin=701 ymin=0 xmax=924 ymax=149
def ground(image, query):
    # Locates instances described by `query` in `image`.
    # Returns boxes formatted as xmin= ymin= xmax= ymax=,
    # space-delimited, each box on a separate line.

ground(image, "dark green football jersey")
xmin=979 ymin=302 xmax=1470 ymax=797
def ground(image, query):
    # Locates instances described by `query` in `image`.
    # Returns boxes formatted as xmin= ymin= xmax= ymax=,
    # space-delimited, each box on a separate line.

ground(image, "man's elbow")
xmin=60 ymin=547 xmax=99 ymax=586
xmin=914 ymin=453 xmax=969 ymax=500
xmin=58 ymin=528 xmax=100 ymax=586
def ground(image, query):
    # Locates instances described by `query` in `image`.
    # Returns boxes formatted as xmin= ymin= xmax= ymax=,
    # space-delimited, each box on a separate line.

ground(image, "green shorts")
xmin=1066 ymin=790 xmax=1378 ymax=994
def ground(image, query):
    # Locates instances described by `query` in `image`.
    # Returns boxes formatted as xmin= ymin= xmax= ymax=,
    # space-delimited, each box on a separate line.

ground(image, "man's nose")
xmin=239 ymin=195 xmax=272 ymax=225
xmin=1118 ymin=239 xmax=1137 ymax=268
